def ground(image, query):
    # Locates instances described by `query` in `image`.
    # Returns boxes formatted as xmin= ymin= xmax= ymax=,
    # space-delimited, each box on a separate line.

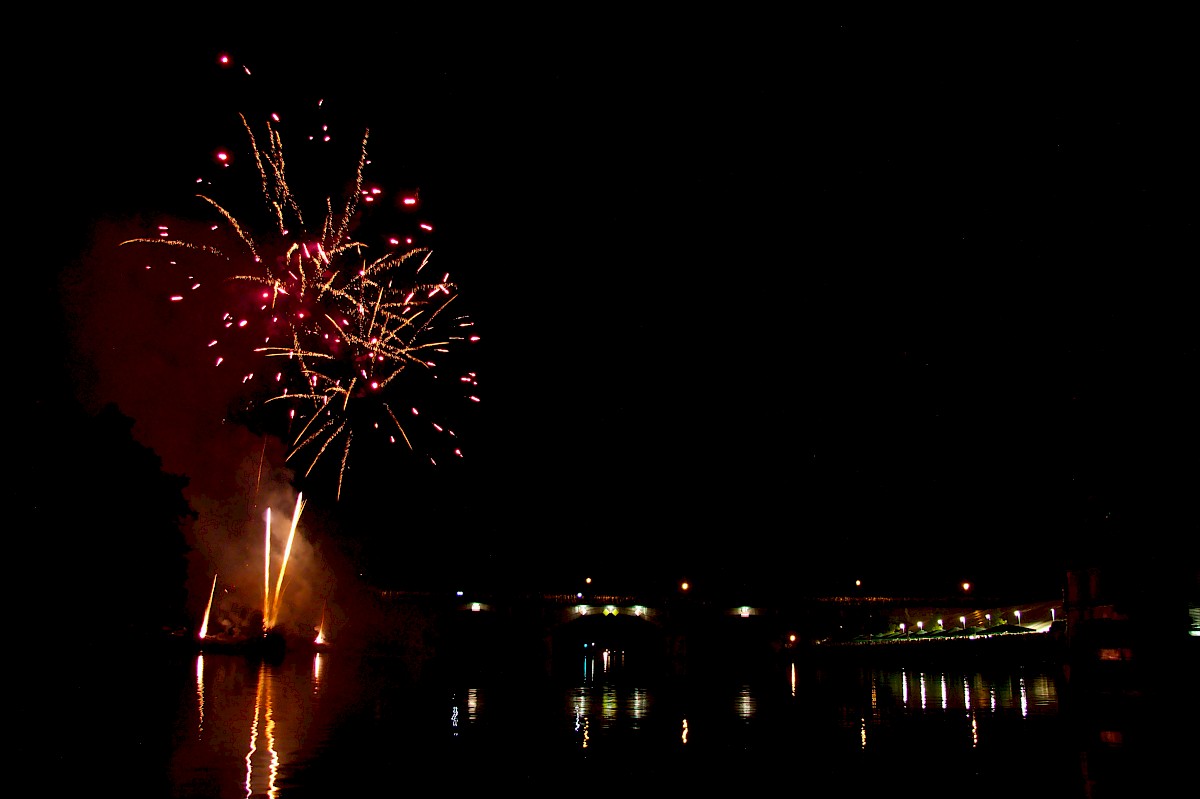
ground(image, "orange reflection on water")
xmin=196 ymin=656 xmax=206 ymax=734
xmin=245 ymin=661 xmax=279 ymax=799
xmin=180 ymin=653 xmax=326 ymax=799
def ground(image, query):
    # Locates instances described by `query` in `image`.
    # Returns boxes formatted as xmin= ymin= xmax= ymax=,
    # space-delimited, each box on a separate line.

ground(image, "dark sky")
xmin=24 ymin=21 xmax=1194 ymax=602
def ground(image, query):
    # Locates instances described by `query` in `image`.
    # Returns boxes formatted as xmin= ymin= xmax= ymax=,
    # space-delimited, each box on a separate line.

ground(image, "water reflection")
xmin=173 ymin=653 xmax=329 ymax=798
xmin=735 ymin=685 xmax=755 ymax=720
xmin=566 ymin=682 xmax=652 ymax=738
xmin=865 ymin=666 xmax=1058 ymax=719
xmin=47 ymin=645 xmax=1182 ymax=797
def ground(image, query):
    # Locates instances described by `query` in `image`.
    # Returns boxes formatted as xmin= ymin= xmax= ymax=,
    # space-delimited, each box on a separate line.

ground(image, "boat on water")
xmin=194 ymin=627 xmax=328 ymax=658
xmin=195 ymin=629 xmax=285 ymax=656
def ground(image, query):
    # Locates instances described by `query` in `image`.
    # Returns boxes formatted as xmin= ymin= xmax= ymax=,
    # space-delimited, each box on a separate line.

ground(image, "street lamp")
xmin=985 ymin=613 xmax=991 ymax=627
xmin=1015 ymin=610 xmax=1021 ymax=626
xmin=900 ymin=623 xmax=906 ymax=637
xmin=960 ymin=616 xmax=966 ymax=630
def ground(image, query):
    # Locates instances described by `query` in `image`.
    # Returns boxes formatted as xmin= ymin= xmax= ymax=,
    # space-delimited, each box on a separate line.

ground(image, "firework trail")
xmin=120 ymin=57 xmax=480 ymax=499
xmin=266 ymin=492 xmax=305 ymax=629
xmin=263 ymin=507 xmax=272 ymax=628
xmin=199 ymin=573 xmax=218 ymax=639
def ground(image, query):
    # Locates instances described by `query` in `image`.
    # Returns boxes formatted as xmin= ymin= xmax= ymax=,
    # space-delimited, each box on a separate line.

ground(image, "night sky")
xmin=21 ymin=21 xmax=1194 ymax=609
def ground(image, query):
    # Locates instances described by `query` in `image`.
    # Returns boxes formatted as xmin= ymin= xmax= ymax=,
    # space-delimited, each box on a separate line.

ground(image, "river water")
xmin=25 ymin=632 xmax=1192 ymax=798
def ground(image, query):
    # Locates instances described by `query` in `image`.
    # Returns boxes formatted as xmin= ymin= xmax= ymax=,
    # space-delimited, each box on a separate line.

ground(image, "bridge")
xmin=363 ymin=586 xmax=1062 ymax=678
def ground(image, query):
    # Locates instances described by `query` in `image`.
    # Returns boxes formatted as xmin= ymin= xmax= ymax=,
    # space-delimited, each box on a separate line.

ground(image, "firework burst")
xmin=122 ymin=87 xmax=480 ymax=499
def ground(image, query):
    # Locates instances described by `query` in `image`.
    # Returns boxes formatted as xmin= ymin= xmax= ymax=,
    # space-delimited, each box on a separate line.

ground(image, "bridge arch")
xmin=540 ymin=601 xmax=669 ymax=678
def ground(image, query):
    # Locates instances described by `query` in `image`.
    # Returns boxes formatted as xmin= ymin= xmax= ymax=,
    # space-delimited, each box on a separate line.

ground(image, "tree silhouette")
xmin=21 ymin=397 xmax=195 ymax=645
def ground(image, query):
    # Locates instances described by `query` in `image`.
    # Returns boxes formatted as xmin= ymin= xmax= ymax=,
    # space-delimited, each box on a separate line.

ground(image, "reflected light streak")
xmin=941 ymin=675 xmax=948 ymax=710
xmin=245 ymin=663 xmax=280 ymax=799
xmin=860 ymin=717 xmax=867 ymax=749
xmin=630 ymin=687 xmax=647 ymax=721
xmin=602 ymin=686 xmax=618 ymax=723
xmin=1019 ymin=676 xmax=1029 ymax=718
xmin=963 ymin=676 xmax=974 ymax=745
xmin=901 ymin=669 xmax=909 ymax=705
xmin=195 ymin=655 xmax=206 ymax=734
xmin=790 ymin=663 xmax=797 ymax=697
xmin=312 ymin=652 xmax=324 ymax=690
xmin=737 ymin=686 xmax=755 ymax=720
xmin=681 ymin=718 xmax=688 ymax=745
